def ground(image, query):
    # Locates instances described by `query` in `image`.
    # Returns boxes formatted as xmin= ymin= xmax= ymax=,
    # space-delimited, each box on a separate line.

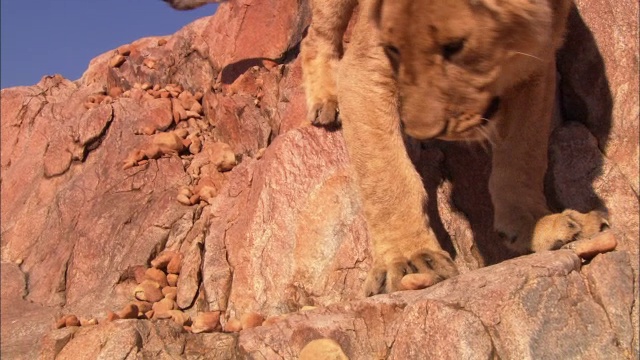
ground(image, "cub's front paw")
xmin=307 ymin=97 xmax=340 ymax=127
xmin=530 ymin=210 xmax=609 ymax=252
xmin=364 ymin=249 xmax=458 ymax=296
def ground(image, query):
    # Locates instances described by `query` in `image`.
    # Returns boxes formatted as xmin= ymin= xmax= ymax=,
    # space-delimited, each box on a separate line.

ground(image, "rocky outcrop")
xmin=1 ymin=0 xmax=637 ymax=359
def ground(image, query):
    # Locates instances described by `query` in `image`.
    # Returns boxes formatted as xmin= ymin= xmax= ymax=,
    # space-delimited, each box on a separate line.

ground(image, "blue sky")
xmin=1 ymin=1 xmax=219 ymax=89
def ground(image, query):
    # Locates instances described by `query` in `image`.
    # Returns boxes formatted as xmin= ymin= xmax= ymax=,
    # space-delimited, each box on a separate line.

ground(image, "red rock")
xmin=206 ymin=142 xmax=236 ymax=172
xmin=176 ymin=241 xmax=202 ymax=309
xmin=130 ymin=266 xmax=148 ymax=284
xmin=144 ymin=268 xmax=168 ymax=288
xmin=143 ymin=58 xmax=156 ymax=69
xmin=222 ymin=318 xmax=241 ymax=333
xmin=167 ymin=274 xmax=179 ymax=287
xmin=80 ymin=318 xmax=98 ymax=326
xmin=167 ymin=310 xmax=190 ymax=327
xmin=134 ymin=280 xmax=164 ymax=303
xmin=117 ymin=304 xmax=139 ymax=319
xmin=162 ymin=286 xmax=177 ymax=298
xmin=262 ymin=315 xmax=286 ymax=327
xmin=151 ymin=251 xmax=179 ymax=270
xmin=55 ymin=316 xmax=68 ymax=329
xmin=116 ymin=44 xmax=131 ymax=56
xmin=152 ymin=298 xmax=176 ymax=319
xmin=109 ymin=54 xmax=126 ymax=68
xmin=132 ymin=301 xmax=152 ymax=314
xmin=166 ymin=253 xmax=183 ymax=275
xmin=191 ymin=312 xmax=221 ymax=333
xmin=299 ymin=339 xmax=348 ymax=360
xmin=64 ymin=315 xmax=80 ymax=328
xmin=105 ymin=311 xmax=120 ymax=323
xmin=240 ymin=312 xmax=264 ymax=330
xmin=177 ymin=194 xmax=192 ymax=206
xmin=172 ymin=99 xmax=188 ymax=123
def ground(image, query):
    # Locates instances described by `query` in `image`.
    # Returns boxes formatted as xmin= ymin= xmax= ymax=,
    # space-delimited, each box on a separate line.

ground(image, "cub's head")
xmin=372 ymin=0 xmax=569 ymax=141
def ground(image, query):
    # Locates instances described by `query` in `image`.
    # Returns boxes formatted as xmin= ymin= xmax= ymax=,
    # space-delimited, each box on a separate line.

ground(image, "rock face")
xmin=1 ymin=1 xmax=637 ymax=359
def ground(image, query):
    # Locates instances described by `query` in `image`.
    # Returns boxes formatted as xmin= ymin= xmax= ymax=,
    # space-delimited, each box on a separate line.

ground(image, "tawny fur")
xmin=166 ymin=0 xmax=608 ymax=296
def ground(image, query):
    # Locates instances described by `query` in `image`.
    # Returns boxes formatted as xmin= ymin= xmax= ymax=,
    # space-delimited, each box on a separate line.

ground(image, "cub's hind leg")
xmin=302 ymin=0 xmax=357 ymax=127
xmin=338 ymin=6 xmax=457 ymax=296
xmin=490 ymin=62 xmax=608 ymax=254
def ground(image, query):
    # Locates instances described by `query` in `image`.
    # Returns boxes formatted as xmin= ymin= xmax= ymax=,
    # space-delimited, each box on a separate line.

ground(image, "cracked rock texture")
xmin=1 ymin=0 xmax=637 ymax=359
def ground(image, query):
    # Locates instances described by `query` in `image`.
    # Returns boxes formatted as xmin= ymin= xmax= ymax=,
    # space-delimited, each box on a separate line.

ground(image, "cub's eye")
xmin=383 ymin=45 xmax=401 ymax=74
xmin=442 ymin=39 xmax=465 ymax=60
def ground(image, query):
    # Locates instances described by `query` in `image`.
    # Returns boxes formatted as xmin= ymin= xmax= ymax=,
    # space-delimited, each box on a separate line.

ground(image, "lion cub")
xmin=166 ymin=0 xmax=608 ymax=295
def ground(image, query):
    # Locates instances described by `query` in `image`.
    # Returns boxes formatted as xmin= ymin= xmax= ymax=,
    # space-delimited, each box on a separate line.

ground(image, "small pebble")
xmin=118 ymin=304 xmax=139 ymax=320
xmin=143 ymin=58 xmax=156 ymax=69
xmin=65 ymin=315 xmax=80 ymax=327
xmin=167 ymin=310 xmax=190 ymax=326
xmin=132 ymin=301 xmax=152 ymax=314
xmin=106 ymin=311 xmax=120 ymax=322
xmin=151 ymin=251 xmax=178 ymax=269
xmin=240 ymin=312 xmax=264 ymax=330
xmin=162 ymin=286 xmax=178 ymax=297
xmin=191 ymin=312 xmax=221 ymax=333
xmin=108 ymin=87 xmax=124 ymax=98
xmin=178 ymin=187 xmax=192 ymax=197
xmin=55 ymin=315 xmax=69 ymax=329
xmin=152 ymin=298 xmax=177 ymax=319
xmin=189 ymin=194 xmax=201 ymax=205
xmin=80 ymin=318 xmax=98 ymax=326
xmin=166 ymin=253 xmax=183 ymax=275
xmin=116 ymin=44 xmax=131 ymax=56
xmin=223 ymin=318 xmax=242 ymax=333
xmin=145 ymin=267 xmax=168 ymax=288
xmin=255 ymin=148 xmax=266 ymax=160
xmin=299 ymin=339 xmax=349 ymax=360
xmin=134 ymin=280 xmax=163 ymax=303
xmin=177 ymin=194 xmax=192 ymax=206
xmin=109 ymin=55 xmax=126 ymax=68
xmin=167 ymin=274 xmax=179 ymax=287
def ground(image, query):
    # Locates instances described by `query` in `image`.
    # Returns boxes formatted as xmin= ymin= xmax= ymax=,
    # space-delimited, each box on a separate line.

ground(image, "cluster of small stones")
xmin=94 ymin=75 xmax=243 ymax=206
xmin=108 ymin=40 xmax=167 ymax=71
xmin=54 ymin=249 xmax=279 ymax=334
xmin=119 ymin=81 xmax=208 ymax=171
xmin=176 ymin=140 xmax=239 ymax=206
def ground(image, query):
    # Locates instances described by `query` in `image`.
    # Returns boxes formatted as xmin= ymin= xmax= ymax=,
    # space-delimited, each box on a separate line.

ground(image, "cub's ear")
xmin=371 ymin=0 xmax=384 ymax=27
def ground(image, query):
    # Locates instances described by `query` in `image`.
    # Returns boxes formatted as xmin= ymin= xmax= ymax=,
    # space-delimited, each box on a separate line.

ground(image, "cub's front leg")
xmin=337 ymin=7 xmax=457 ymax=296
xmin=301 ymin=0 xmax=357 ymax=126
xmin=490 ymin=61 xmax=608 ymax=254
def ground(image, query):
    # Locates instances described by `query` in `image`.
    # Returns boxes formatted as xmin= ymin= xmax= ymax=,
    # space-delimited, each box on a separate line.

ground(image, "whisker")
xmin=513 ymin=51 xmax=543 ymax=62
xmin=477 ymin=121 xmax=495 ymax=153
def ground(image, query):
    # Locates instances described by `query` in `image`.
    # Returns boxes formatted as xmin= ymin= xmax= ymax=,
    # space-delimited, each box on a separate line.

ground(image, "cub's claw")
xmin=308 ymin=99 xmax=340 ymax=127
xmin=364 ymin=250 xmax=458 ymax=296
